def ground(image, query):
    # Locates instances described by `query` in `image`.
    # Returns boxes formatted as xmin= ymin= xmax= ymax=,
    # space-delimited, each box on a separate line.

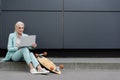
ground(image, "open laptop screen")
xmin=19 ymin=35 xmax=36 ymax=47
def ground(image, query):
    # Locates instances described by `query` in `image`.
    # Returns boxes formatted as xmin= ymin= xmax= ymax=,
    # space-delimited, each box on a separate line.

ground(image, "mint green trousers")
xmin=11 ymin=48 xmax=39 ymax=68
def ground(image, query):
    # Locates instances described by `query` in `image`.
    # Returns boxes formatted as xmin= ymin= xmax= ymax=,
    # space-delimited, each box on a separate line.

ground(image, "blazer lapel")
xmin=13 ymin=32 xmax=17 ymax=47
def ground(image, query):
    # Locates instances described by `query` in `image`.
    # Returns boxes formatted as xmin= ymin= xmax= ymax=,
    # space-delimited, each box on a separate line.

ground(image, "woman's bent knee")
xmin=20 ymin=48 xmax=29 ymax=53
xmin=21 ymin=47 xmax=29 ymax=50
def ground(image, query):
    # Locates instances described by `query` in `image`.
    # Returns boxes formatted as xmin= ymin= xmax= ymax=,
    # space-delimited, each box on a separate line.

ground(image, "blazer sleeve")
xmin=7 ymin=34 xmax=18 ymax=52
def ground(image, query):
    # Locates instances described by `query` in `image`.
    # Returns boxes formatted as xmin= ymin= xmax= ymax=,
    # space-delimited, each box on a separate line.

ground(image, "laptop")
xmin=19 ymin=35 xmax=36 ymax=47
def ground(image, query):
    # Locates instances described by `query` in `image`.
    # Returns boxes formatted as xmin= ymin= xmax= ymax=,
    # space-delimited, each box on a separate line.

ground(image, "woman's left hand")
xmin=31 ymin=43 xmax=37 ymax=48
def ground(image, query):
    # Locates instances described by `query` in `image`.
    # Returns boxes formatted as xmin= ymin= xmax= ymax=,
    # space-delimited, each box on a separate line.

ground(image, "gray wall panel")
xmin=1 ymin=0 xmax=120 ymax=49
xmin=0 ymin=15 xmax=1 ymax=48
xmin=64 ymin=0 xmax=120 ymax=11
xmin=64 ymin=12 xmax=120 ymax=49
xmin=2 ymin=0 xmax=63 ymax=10
xmin=0 ymin=0 xmax=1 ymax=48
xmin=1 ymin=12 xmax=63 ymax=49
xmin=0 ymin=0 xmax=2 ymax=11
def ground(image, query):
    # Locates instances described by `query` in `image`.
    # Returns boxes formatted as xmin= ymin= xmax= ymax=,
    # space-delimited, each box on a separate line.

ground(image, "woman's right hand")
xmin=31 ymin=43 xmax=37 ymax=48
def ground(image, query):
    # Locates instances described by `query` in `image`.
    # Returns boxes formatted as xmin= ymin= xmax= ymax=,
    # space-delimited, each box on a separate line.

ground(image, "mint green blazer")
xmin=2 ymin=32 xmax=32 ymax=61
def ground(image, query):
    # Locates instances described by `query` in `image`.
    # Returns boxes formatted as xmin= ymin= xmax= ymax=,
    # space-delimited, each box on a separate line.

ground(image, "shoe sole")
xmin=31 ymin=71 xmax=50 ymax=75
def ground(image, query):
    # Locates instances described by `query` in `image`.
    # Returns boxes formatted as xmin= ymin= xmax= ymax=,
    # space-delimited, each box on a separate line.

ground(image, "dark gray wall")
xmin=0 ymin=0 xmax=1 ymax=11
xmin=2 ymin=0 xmax=62 ymax=10
xmin=1 ymin=0 xmax=63 ymax=49
xmin=64 ymin=0 xmax=120 ymax=49
xmin=1 ymin=0 xmax=120 ymax=49
xmin=1 ymin=12 xmax=63 ymax=49
xmin=0 ymin=0 xmax=1 ymax=49
xmin=64 ymin=12 xmax=120 ymax=49
xmin=64 ymin=0 xmax=120 ymax=11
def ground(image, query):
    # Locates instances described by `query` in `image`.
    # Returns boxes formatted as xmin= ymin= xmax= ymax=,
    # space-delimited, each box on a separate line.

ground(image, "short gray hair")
xmin=15 ymin=21 xmax=24 ymax=31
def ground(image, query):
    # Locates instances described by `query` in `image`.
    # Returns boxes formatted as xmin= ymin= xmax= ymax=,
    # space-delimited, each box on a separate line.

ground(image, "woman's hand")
xmin=31 ymin=43 xmax=37 ymax=48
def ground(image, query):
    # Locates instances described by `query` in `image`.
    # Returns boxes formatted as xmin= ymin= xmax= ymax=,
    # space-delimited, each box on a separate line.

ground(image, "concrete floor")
xmin=1 ymin=58 xmax=120 ymax=80
xmin=1 ymin=67 xmax=120 ymax=80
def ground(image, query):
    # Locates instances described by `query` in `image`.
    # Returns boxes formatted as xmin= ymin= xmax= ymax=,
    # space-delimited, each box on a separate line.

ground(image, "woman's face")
xmin=16 ymin=25 xmax=24 ymax=35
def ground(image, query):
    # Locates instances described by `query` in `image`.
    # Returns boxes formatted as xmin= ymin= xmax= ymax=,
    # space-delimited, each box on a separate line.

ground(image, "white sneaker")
xmin=38 ymin=68 xmax=50 ymax=74
xmin=30 ymin=68 xmax=49 ymax=74
xmin=56 ymin=67 xmax=60 ymax=71
xmin=30 ymin=68 xmax=38 ymax=74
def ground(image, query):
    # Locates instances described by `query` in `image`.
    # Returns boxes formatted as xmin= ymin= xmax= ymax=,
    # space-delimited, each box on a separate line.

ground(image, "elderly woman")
xmin=2 ymin=21 xmax=49 ymax=74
